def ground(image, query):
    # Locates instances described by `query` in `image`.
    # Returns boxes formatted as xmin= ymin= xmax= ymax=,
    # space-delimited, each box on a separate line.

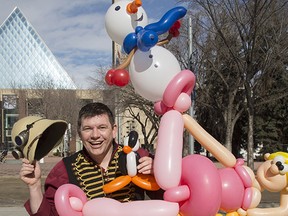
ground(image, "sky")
xmin=0 ymin=0 xmax=182 ymax=89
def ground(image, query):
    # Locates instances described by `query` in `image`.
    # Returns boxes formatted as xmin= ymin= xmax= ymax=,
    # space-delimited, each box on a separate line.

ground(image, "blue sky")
xmin=0 ymin=0 xmax=183 ymax=88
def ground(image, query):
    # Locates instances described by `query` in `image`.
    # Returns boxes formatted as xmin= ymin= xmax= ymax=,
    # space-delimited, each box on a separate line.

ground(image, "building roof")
xmin=0 ymin=7 xmax=77 ymax=90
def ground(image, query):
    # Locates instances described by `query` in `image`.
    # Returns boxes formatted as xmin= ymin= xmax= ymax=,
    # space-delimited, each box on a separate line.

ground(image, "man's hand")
xmin=137 ymin=156 xmax=154 ymax=175
xmin=20 ymin=158 xmax=42 ymax=188
xmin=20 ymin=158 xmax=44 ymax=214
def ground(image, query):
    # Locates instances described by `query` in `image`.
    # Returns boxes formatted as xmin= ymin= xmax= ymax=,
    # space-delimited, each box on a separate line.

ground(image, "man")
xmin=20 ymin=102 xmax=161 ymax=215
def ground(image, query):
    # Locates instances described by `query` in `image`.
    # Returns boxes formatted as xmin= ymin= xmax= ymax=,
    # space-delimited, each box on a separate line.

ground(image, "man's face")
xmin=79 ymin=114 xmax=116 ymax=162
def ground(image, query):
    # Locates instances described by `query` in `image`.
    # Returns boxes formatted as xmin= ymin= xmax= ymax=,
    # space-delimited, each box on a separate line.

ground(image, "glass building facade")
xmin=0 ymin=7 xmax=77 ymax=89
xmin=0 ymin=7 xmax=77 ymax=151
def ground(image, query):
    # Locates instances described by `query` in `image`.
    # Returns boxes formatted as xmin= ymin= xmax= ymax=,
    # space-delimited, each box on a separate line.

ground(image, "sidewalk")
xmin=0 ymin=154 xmax=61 ymax=216
xmin=0 ymin=154 xmax=62 ymax=177
xmin=0 ymin=206 xmax=28 ymax=216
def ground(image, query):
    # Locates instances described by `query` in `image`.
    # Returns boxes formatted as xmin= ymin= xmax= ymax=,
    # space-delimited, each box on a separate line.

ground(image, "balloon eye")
xmin=149 ymin=54 xmax=153 ymax=58
xmin=273 ymin=156 xmax=285 ymax=164
xmin=154 ymin=64 xmax=158 ymax=68
xmin=279 ymin=164 xmax=288 ymax=175
xmin=115 ymin=6 xmax=120 ymax=11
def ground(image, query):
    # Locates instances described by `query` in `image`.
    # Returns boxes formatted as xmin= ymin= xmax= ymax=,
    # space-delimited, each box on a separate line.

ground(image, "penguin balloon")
xmin=103 ymin=130 xmax=159 ymax=193
xmin=119 ymin=130 xmax=141 ymax=176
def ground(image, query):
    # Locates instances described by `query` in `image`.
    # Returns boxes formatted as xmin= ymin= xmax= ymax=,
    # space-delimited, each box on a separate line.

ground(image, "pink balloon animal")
xmin=163 ymin=155 xmax=261 ymax=216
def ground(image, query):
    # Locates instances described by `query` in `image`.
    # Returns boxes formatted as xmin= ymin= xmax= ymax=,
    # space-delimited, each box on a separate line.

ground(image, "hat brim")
xmin=23 ymin=120 xmax=67 ymax=162
xmin=33 ymin=121 xmax=68 ymax=161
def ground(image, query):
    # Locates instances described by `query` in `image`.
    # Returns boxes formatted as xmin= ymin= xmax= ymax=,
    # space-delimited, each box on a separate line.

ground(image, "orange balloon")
xmin=103 ymin=175 xmax=131 ymax=194
xmin=132 ymin=174 xmax=160 ymax=191
xmin=123 ymin=146 xmax=132 ymax=154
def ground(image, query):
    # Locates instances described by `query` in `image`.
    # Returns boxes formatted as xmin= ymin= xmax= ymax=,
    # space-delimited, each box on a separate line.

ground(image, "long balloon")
xmin=82 ymin=198 xmax=179 ymax=216
xmin=182 ymin=114 xmax=236 ymax=167
xmin=154 ymin=110 xmax=183 ymax=190
xmin=145 ymin=6 xmax=187 ymax=35
xmin=55 ymin=184 xmax=179 ymax=216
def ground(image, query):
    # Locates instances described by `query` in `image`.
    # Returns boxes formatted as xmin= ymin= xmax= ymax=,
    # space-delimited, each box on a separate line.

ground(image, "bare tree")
xmin=90 ymin=65 xmax=160 ymax=150
xmin=13 ymin=75 xmax=102 ymax=154
xmin=178 ymin=0 xmax=288 ymax=168
xmin=117 ymin=85 xmax=160 ymax=151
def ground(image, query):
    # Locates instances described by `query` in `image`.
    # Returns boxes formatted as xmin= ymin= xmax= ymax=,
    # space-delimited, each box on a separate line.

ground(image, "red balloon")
xmin=113 ymin=69 xmax=130 ymax=87
xmin=105 ymin=69 xmax=115 ymax=85
xmin=169 ymin=20 xmax=181 ymax=37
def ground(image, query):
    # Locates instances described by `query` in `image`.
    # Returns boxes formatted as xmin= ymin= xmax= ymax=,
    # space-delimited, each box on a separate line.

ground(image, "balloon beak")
xmin=127 ymin=0 xmax=142 ymax=14
xmin=123 ymin=146 xmax=132 ymax=154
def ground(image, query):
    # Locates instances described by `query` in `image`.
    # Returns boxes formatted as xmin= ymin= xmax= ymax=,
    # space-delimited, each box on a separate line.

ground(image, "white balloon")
xmin=126 ymin=152 xmax=137 ymax=177
xmin=131 ymin=140 xmax=140 ymax=151
xmin=105 ymin=0 xmax=148 ymax=45
xmin=129 ymin=46 xmax=181 ymax=102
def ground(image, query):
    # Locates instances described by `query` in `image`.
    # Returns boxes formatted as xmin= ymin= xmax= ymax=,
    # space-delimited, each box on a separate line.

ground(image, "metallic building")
xmin=0 ymin=7 xmax=143 ymax=154
xmin=0 ymin=7 xmax=77 ymax=90
xmin=0 ymin=7 xmax=77 ymax=152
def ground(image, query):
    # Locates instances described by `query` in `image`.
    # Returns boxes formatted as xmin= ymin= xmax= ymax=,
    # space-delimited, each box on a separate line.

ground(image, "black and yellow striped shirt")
xmin=63 ymin=144 xmax=145 ymax=201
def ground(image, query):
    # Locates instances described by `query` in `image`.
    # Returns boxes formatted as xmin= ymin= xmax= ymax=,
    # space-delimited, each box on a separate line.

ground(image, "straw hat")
xmin=11 ymin=116 xmax=68 ymax=162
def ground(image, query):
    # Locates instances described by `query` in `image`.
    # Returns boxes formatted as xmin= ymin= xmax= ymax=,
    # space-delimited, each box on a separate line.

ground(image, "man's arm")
xmin=20 ymin=159 xmax=43 ymax=214
xmin=22 ymin=159 xmax=69 ymax=216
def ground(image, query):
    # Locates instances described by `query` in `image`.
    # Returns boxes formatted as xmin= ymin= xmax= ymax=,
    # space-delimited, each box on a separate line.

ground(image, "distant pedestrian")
xmin=0 ymin=150 xmax=8 ymax=163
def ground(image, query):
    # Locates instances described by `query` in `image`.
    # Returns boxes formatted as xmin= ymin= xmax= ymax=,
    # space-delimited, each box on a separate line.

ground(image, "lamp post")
xmin=188 ymin=16 xmax=195 ymax=155
xmin=111 ymin=0 xmax=122 ymax=144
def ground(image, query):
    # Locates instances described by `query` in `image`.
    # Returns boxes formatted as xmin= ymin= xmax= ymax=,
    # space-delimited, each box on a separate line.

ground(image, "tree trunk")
xmin=247 ymin=109 xmax=255 ymax=170
xmin=225 ymin=109 xmax=234 ymax=152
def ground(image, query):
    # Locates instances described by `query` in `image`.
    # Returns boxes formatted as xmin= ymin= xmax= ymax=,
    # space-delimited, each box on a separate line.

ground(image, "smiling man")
xmin=19 ymin=102 xmax=161 ymax=216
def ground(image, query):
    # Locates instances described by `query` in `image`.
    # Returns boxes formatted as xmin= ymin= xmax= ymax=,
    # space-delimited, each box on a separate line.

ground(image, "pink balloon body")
xmin=179 ymin=154 xmax=222 ymax=216
xmin=83 ymin=198 xmax=179 ymax=216
xmin=153 ymin=110 xmax=184 ymax=190
xmin=218 ymin=167 xmax=245 ymax=212
xmin=55 ymin=184 xmax=87 ymax=216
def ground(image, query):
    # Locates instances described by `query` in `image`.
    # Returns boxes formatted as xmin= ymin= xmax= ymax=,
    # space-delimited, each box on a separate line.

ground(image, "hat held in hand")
xmin=11 ymin=116 xmax=68 ymax=162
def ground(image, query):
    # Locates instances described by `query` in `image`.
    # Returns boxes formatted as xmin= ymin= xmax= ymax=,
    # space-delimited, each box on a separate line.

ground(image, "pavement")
xmin=0 ymin=206 xmax=28 ymax=215
xmin=0 ymin=154 xmax=62 ymax=216
xmin=0 ymin=154 xmax=281 ymax=216
xmin=0 ymin=154 xmax=62 ymax=177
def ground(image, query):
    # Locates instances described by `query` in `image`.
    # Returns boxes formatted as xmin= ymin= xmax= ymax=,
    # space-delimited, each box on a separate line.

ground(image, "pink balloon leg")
xmin=154 ymin=110 xmax=183 ymax=190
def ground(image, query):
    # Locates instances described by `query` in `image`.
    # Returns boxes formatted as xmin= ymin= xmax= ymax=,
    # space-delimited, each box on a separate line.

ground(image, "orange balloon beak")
xmin=123 ymin=146 xmax=132 ymax=154
xmin=127 ymin=0 xmax=142 ymax=14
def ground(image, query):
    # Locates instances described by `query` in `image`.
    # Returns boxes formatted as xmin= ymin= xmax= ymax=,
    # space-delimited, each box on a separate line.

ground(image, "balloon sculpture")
xmin=245 ymin=152 xmax=288 ymax=216
xmin=54 ymin=1 xmax=280 ymax=215
xmin=103 ymin=130 xmax=159 ymax=193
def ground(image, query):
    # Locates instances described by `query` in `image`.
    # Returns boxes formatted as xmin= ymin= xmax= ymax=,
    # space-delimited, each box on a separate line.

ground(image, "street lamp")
xmin=188 ymin=16 xmax=195 ymax=155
